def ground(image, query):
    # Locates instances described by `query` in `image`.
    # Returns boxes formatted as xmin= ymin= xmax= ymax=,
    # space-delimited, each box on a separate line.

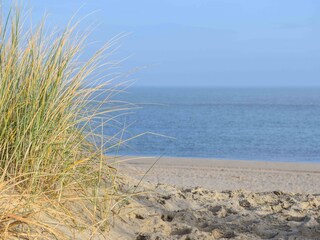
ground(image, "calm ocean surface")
xmin=106 ymin=87 xmax=320 ymax=162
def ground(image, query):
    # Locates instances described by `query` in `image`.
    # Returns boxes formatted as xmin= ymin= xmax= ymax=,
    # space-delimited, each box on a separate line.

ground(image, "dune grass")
xmin=0 ymin=6 xmax=131 ymax=239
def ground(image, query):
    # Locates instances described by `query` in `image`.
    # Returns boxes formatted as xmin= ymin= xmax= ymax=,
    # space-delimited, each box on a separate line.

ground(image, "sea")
xmin=103 ymin=87 xmax=320 ymax=162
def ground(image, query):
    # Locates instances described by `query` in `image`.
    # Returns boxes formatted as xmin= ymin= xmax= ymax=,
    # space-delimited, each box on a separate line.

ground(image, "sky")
xmin=18 ymin=0 xmax=320 ymax=86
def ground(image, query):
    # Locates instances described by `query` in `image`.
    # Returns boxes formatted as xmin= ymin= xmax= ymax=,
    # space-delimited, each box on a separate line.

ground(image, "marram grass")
xmin=0 ymin=7 xmax=131 ymax=239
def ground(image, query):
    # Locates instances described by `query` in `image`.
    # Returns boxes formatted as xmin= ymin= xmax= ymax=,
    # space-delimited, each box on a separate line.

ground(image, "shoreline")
xmin=115 ymin=156 xmax=320 ymax=193
xmin=119 ymin=155 xmax=320 ymax=171
xmin=111 ymin=154 xmax=320 ymax=164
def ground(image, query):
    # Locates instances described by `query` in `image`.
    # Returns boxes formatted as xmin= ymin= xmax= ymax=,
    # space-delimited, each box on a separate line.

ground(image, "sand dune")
xmin=110 ymin=157 xmax=320 ymax=239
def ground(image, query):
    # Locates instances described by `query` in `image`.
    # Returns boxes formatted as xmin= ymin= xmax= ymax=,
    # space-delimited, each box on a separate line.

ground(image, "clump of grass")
xmin=0 ymin=6 xmax=131 ymax=239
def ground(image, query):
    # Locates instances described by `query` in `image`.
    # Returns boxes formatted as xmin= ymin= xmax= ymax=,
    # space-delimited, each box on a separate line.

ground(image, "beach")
xmin=2 ymin=1 xmax=320 ymax=239
xmin=118 ymin=156 xmax=320 ymax=193
xmin=110 ymin=157 xmax=320 ymax=239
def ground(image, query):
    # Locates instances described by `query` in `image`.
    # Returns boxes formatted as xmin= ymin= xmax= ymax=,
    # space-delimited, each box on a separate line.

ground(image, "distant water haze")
xmin=106 ymin=87 xmax=320 ymax=162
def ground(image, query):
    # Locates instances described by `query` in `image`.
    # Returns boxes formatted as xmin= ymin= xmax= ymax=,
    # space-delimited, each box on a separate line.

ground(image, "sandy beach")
xmin=117 ymin=156 xmax=320 ymax=193
xmin=110 ymin=156 xmax=320 ymax=239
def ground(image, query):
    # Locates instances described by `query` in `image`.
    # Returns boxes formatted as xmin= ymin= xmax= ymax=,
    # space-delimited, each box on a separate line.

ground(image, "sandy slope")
xmin=109 ymin=157 xmax=320 ymax=239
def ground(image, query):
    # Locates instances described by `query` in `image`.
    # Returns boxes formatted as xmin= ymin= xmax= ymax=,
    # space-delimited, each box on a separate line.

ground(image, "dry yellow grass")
xmin=0 ymin=5 xmax=131 ymax=239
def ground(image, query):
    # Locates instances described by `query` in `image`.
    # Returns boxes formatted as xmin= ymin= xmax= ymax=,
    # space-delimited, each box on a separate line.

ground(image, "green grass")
xmin=0 ymin=6 xmax=130 ymax=239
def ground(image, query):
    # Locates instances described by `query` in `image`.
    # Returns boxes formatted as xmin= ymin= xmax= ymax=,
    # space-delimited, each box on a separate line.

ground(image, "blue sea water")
xmin=106 ymin=87 xmax=320 ymax=162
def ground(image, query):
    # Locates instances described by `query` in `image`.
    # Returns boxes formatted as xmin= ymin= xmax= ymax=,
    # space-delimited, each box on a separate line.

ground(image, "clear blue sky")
xmin=23 ymin=0 xmax=320 ymax=86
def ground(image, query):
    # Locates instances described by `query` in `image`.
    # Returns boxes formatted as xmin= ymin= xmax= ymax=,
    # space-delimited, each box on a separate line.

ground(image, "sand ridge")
xmin=109 ymin=157 xmax=320 ymax=239
xmin=111 ymin=180 xmax=320 ymax=239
